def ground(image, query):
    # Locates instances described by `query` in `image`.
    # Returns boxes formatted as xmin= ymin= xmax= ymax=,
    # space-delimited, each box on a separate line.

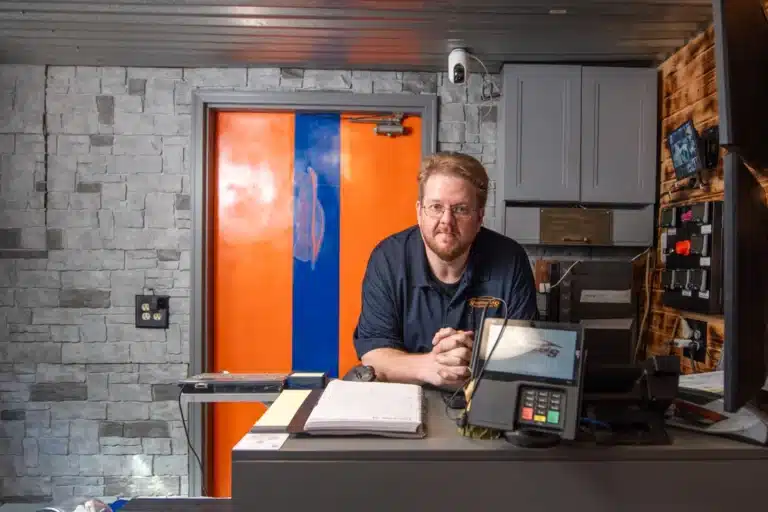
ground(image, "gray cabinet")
xmin=501 ymin=65 xmax=582 ymax=202
xmin=580 ymin=68 xmax=658 ymax=204
xmin=499 ymin=65 xmax=658 ymax=207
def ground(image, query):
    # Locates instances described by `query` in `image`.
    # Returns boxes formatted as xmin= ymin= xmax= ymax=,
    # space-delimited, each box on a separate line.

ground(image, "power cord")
xmin=178 ymin=390 xmax=207 ymax=496
xmin=444 ymin=298 xmax=503 ymax=423
xmin=455 ymin=296 xmax=536 ymax=438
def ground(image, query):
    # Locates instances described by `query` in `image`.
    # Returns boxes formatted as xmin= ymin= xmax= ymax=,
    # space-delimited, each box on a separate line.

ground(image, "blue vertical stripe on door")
xmin=292 ymin=112 xmax=341 ymax=377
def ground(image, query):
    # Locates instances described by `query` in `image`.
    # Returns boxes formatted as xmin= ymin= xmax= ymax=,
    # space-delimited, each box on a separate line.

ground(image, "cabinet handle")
xmin=562 ymin=236 xmax=589 ymax=243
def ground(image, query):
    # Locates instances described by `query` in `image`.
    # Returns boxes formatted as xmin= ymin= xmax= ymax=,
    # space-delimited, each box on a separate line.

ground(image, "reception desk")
xmin=231 ymin=390 xmax=768 ymax=511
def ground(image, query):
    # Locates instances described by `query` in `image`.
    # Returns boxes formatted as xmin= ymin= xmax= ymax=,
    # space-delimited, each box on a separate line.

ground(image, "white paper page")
xmin=233 ymin=433 xmax=290 ymax=451
xmin=679 ymin=370 xmax=725 ymax=394
xmin=680 ymin=371 xmax=768 ymax=394
xmin=256 ymin=389 xmax=312 ymax=427
xmin=306 ymin=380 xmax=421 ymax=426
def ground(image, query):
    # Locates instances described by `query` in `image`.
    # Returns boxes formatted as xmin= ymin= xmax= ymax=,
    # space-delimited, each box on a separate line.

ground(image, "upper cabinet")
xmin=501 ymin=65 xmax=582 ymax=202
xmin=580 ymin=68 xmax=658 ymax=204
xmin=500 ymin=65 xmax=658 ymax=205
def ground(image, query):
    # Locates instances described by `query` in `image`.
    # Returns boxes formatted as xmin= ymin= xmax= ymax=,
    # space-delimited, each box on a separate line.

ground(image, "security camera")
xmin=448 ymin=48 xmax=469 ymax=85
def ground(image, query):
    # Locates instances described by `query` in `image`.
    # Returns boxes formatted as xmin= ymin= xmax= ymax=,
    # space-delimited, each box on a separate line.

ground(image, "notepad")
xmin=256 ymin=389 xmax=313 ymax=428
xmin=303 ymin=380 xmax=425 ymax=438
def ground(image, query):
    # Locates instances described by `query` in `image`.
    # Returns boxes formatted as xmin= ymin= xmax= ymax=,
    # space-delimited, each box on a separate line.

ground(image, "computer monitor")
xmin=721 ymin=153 xmax=768 ymax=413
xmin=713 ymin=0 xmax=768 ymax=412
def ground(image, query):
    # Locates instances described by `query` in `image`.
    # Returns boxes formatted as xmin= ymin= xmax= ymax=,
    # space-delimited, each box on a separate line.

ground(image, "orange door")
xmin=210 ymin=110 xmax=423 ymax=496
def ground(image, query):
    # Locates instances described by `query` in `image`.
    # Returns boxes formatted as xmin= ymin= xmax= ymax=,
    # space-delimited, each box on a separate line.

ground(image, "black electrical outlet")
xmin=135 ymin=294 xmax=170 ymax=329
xmin=682 ymin=319 xmax=707 ymax=363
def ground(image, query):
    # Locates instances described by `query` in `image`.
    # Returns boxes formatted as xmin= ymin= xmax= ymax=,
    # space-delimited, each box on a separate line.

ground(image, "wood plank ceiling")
xmin=0 ymin=0 xmax=715 ymax=71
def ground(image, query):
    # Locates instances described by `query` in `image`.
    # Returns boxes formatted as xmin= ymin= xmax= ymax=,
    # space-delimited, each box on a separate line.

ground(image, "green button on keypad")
xmin=547 ymin=410 xmax=560 ymax=424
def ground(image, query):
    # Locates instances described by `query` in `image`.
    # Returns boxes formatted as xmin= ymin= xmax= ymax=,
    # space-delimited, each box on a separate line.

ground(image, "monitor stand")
xmin=504 ymin=429 xmax=562 ymax=448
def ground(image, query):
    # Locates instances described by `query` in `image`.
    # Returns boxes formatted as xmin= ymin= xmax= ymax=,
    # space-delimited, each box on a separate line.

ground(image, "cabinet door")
xmin=611 ymin=205 xmax=655 ymax=246
xmin=504 ymin=207 xmax=541 ymax=244
xmin=580 ymin=67 xmax=658 ymax=204
xmin=501 ymin=65 xmax=582 ymax=202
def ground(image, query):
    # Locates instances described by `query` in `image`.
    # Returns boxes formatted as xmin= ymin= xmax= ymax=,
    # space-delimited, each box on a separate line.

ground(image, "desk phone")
xmin=466 ymin=319 xmax=585 ymax=447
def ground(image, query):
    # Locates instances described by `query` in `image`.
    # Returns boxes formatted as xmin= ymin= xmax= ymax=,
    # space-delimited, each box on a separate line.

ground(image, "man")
xmin=352 ymin=151 xmax=538 ymax=388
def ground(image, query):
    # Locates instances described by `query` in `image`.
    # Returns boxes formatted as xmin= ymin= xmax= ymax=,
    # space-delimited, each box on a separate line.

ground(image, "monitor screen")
xmin=481 ymin=324 xmax=580 ymax=382
xmin=667 ymin=120 xmax=703 ymax=179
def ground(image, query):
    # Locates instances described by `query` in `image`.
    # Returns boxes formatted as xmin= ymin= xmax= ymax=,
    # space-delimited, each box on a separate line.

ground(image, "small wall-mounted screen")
xmin=667 ymin=120 xmax=703 ymax=179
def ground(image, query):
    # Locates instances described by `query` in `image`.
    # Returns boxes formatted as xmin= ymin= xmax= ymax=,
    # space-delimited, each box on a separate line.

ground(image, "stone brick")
xmin=174 ymin=194 xmax=190 ymax=211
xmin=143 ymin=438 xmax=172 ymax=455
xmin=75 ymin=181 xmax=102 ymax=193
xmin=104 ymin=476 xmax=179 ymax=497
xmin=153 ymin=455 xmax=186 ymax=476
xmin=57 ymin=135 xmax=90 ymax=155
xmin=30 ymin=383 xmax=88 ymax=401
xmin=246 ymin=68 xmax=280 ymax=90
xmin=145 ymin=192 xmax=175 ymax=228
xmin=403 ymin=72 xmax=438 ymax=94
xmin=157 ymin=249 xmax=180 ymax=261
xmin=109 ymin=383 xmax=152 ymax=401
xmin=0 ymin=228 xmax=22 ymax=249
xmin=0 ymin=133 xmax=14 ymax=153
xmin=69 ymin=420 xmax=100 ymax=455
xmin=151 ymin=384 xmax=179 ymax=401
xmin=114 ymin=136 xmax=162 ymax=156
xmin=107 ymin=402 xmax=149 ymax=421
xmin=59 ymin=289 xmax=110 ymax=308
xmin=114 ymin=111 xmax=154 ymax=135
xmin=1 ymin=409 xmax=26 ymax=421
xmin=96 ymin=95 xmax=115 ymax=125
xmin=38 ymin=438 xmax=69 ymax=455
xmin=36 ymin=364 xmax=86 ymax=382
xmin=145 ymin=79 xmax=176 ymax=114
xmin=128 ymin=78 xmax=146 ymax=96
xmin=61 ymin=342 xmax=130 ymax=364
xmin=79 ymin=454 xmax=152 ymax=477
xmin=97 ymin=422 xmax=123 ymax=438
xmin=303 ymin=70 xmax=352 ymax=90
xmin=90 ymin=134 xmax=114 ymax=147
xmin=124 ymin=420 xmax=170 ymax=438
xmin=184 ymin=68 xmax=246 ymax=88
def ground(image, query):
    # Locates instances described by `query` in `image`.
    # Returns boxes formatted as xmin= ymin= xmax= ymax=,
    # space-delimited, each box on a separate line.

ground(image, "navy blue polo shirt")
xmin=353 ymin=225 xmax=538 ymax=358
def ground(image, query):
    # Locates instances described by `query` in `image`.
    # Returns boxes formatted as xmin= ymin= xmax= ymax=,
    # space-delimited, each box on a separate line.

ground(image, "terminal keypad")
xmin=518 ymin=387 xmax=565 ymax=429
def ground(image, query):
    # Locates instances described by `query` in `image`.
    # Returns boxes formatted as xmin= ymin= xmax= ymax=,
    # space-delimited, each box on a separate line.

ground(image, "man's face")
xmin=416 ymin=173 xmax=484 ymax=262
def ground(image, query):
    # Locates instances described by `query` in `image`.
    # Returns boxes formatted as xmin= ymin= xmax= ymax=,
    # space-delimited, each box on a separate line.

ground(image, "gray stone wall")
xmin=0 ymin=64 xmax=498 ymax=502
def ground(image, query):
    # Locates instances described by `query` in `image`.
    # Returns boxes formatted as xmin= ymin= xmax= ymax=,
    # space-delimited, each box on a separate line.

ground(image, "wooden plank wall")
xmin=644 ymin=25 xmax=768 ymax=373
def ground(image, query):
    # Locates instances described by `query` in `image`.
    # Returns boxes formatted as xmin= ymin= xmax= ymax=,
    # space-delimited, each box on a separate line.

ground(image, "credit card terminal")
xmin=466 ymin=319 xmax=586 ymax=447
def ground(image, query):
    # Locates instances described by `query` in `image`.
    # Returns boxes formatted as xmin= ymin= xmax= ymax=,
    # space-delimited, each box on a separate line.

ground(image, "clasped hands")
xmin=421 ymin=327 xmax=474 ymax=388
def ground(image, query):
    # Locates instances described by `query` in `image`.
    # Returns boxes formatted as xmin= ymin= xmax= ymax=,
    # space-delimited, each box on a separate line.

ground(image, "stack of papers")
xmin=303 ymin=380 xmax=426 ymax=438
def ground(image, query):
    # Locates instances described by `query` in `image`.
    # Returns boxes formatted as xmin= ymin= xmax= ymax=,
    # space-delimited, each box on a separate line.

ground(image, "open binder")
xmin=250 ymin=380 xmax=426 ymax=439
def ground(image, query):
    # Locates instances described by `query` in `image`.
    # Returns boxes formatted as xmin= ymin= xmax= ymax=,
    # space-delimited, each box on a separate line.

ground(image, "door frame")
xmin=189 ymin=90 xmax=438 ymax=496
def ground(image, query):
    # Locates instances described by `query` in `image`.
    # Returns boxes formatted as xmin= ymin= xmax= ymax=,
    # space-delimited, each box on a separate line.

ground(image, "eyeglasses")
xmin=421 ymin=203 xmax=474 ymax=219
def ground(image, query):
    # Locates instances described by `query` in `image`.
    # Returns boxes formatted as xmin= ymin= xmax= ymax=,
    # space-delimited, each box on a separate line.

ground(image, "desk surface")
xmin=232 ymin=390 xmax=768 ymax=462
xmin=121 ymin=498 xmax=231 ymax=511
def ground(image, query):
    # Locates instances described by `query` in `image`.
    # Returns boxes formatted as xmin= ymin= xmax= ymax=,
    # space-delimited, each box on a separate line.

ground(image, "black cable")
xmin=177 ymin=390 xmax=207 ymax=496
xmin=465 ymin=300 xmax=516 ymax=409
xmin=444 ymin=300 xmax=496 ymax=422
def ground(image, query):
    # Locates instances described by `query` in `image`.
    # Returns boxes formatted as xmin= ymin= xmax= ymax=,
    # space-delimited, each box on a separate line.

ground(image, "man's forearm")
xmin=360 ymin=348 xmax=426 ymax=384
